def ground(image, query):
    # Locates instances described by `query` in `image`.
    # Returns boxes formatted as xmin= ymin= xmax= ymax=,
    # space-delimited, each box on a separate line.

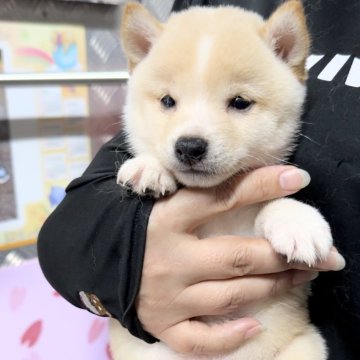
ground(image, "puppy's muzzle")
xmin=175 ymin=137 xmax=208 ymax=166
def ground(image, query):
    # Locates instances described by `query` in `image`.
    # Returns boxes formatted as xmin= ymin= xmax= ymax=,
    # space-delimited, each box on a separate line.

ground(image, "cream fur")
xmin=113 ymin=1 xmax=331 ymax=359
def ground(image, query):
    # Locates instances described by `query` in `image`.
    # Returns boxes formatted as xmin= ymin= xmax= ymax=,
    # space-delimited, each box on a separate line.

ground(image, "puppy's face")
xmin=121 ymin=1 xmax=310 ymax=187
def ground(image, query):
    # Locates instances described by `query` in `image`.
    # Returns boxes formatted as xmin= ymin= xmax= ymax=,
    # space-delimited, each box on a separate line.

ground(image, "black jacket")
xmin=38 ymin=0 xmax=360 ymax=358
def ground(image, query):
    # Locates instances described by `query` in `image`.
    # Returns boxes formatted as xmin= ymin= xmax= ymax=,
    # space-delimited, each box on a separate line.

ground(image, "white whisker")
xmin=298 ymin=133 xmax=321 ymax=146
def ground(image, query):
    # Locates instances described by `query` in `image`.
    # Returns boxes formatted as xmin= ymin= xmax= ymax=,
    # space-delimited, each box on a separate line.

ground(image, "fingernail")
xmin=244 ymin=325 xmax=264 ymax=340
xmin=315 ymin=248 xmax=346 ymax=271
xmin=328 ymin=248 xmax=346 ymax=271
xmin=279 ymin=169 xmax=311 ymax=191
xmin=232 ymin=318 xmax=261 ymax=333
xmin=292 ymin=270 xmax=319 ymax=286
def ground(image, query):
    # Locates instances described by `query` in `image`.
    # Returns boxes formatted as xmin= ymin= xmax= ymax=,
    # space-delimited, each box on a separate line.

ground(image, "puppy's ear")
xmin=121 ymin=2 xmax=163 ymax=71
xmin=262 ymin=0 xmax=310 ymax=82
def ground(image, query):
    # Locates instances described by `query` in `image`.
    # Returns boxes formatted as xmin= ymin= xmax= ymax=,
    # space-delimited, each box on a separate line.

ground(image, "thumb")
xmin=160 ymin=317 xmax=262 ymax=356
xmin=155 ymin=165 xmax=310 ymax=232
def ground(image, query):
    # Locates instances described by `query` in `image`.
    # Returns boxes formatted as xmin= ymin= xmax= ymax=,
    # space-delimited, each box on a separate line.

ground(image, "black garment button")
xmin=79 ymin=291 xmax=111 ymax=317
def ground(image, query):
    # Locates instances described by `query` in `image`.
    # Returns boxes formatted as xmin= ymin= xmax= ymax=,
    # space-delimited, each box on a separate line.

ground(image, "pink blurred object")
xmin=21 ymin=320 xmax=43 ymax=348
xmin=88 ymin=318 xmax=107 ymax=344
xmin=0 ymin=259 xmax=109 ymax=359
xmin=10 ymin=287 xmax=27 ymax=311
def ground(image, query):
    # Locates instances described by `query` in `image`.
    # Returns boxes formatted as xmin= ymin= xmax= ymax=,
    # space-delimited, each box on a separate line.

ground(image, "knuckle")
xmin=269 ymin=280 xmax=280 ymax=297
xmin=219 ymin=287 xmax=245 ymax=311
xmin=143 ymin=258 xmax=170 ymax=281
xmin=175 ymin=339 xmax=206 ymax=355
xmin=232 ymin=246 xmax=253 ymax=276
xmin=269 ymin=273 xmax=289 ymax=297
xmin=176 ymin=333 xmax=238 ymax=356
xmin=148 ymin=204 xmax=169 ymax=231
xmin=254 ymin=175 xmax=272 ymax=200
xmin=189 ymin=342 xmax=207 ymax=355
xmin=140 ymin=263 xmax=174 ymax=298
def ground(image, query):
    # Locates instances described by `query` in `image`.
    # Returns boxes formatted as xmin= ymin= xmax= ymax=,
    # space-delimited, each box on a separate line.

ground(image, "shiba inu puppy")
xmin=112 ymin=1 xmax=333 ymax=359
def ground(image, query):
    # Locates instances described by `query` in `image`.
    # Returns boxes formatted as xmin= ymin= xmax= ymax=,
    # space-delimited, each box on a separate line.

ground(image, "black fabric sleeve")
xmin=37 ymin=131 xmax=157 ymax=343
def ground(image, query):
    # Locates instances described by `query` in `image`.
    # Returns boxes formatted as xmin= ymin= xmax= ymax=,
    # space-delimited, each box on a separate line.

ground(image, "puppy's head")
xmin=121 ymin=1 xmax=310 ymax=187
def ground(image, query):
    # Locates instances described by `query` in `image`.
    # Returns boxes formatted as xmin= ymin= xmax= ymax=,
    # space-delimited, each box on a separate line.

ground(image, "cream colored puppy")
xmin=113 ymin=1 xmax=332 ymax=359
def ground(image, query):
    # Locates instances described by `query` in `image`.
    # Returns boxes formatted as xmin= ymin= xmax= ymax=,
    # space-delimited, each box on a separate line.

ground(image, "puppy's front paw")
xmin=254 ymin=198 xmax=333 ymax=266
xmin=117 ymin=155 xmax=177 ymax=198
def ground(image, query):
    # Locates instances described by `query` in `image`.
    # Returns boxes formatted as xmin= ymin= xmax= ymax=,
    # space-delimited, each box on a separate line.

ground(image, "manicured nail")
xmin=232 ymin=318 xmax=262 ymax=336
xmin=279 ymin=169 xmax=311 ymax=191
xmin=315 ymin=248 xmax=346 ymax=271
xmin=292 ymin=270 xmax=319 ymax=286
xmin=328 ymin=248 xmax=346 ymax=271
xmin=244 ymin=324 xmax=264 ymax=340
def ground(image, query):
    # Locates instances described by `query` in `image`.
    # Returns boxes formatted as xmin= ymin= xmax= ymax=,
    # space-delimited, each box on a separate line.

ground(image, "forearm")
xmin=37 ymin=132 xmax=157 ymax=343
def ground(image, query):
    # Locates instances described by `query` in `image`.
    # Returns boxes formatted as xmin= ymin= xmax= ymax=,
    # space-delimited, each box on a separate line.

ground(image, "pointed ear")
xmin=120 ymin=2 xmax=163 ymax=71
xmin=262 ymin=0 xmax=310 ymax=82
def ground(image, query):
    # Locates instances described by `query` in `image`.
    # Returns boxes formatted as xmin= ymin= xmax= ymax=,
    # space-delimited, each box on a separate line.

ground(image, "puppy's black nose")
xmin=175 ymin=137 xmax=208 ymax=164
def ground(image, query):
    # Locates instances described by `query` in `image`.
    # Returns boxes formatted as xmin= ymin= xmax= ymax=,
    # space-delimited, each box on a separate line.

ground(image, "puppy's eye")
xmin=161 ymin=95 xmax=176 ymax=109
xmin=228 ymin=96 xmax=253 ymax=111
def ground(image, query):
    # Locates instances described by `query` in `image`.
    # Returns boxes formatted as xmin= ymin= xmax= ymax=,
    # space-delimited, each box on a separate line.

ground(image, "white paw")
xmin=116 ymin=155 xmax=177 ymax=198
xmin=254 ymin=198 xmax=333 ymax=266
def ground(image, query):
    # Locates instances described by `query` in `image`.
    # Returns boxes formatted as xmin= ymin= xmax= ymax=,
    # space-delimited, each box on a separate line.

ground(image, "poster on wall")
xmin=0 ymin=22 xmax=91 ymax=250
xmin=0 ymin=50 xmax=17 ymax=225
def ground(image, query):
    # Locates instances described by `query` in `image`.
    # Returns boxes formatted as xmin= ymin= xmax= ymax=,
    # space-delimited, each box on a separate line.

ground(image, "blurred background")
xmin=0 ymin=1 xmax=174 ymax=359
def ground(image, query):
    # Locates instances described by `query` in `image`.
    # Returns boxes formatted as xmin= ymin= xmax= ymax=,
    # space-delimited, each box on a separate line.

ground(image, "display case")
xmin=0 ymin=0 xmax=130 ymax=252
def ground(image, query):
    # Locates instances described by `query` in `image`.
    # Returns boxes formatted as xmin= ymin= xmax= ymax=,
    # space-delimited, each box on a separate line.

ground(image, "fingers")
xmin=161 ymin=317 xmax=262 ymax=356
xmin=178 ymin=270 xmax=318 ymax=318
xmin=181 ymin=238 xmax=345 ymax=284
xmin=153 ymin=165 xmax=310 ymax=232
xmin=184 ymin=237 xmax=291 ymax=283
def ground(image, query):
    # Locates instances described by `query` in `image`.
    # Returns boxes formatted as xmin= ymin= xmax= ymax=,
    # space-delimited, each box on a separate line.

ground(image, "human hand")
xmin=137 ymin=165 xmax=345 ymax=356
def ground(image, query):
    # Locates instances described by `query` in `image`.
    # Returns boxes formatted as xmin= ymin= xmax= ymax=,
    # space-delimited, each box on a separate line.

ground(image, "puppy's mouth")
xmin=178 ymin=167 xmax=212 ymax=175
xmin=171 ymin=163 xmax=232 ymax=188
xmin=172 ymin=160 xmax=217 ymax=176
